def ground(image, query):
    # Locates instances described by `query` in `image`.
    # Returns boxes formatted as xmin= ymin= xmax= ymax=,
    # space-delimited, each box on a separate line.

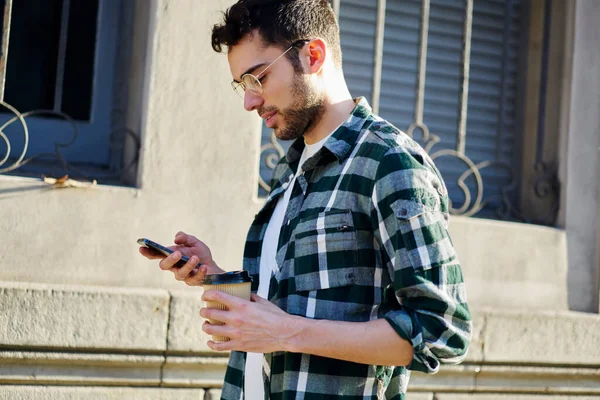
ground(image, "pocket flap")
xmin=390 ymin=199 xmax=426 ymax=220
xmin=295 ymin=210 xmax=355 ymax=240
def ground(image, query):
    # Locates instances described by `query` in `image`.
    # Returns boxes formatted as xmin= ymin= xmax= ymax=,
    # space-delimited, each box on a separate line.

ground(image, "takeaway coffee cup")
xmin=201 ymin=270 xmax=252 ymax=342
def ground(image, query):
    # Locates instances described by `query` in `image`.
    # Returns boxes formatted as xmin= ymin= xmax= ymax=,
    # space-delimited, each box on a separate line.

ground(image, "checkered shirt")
xmin=221 ymin=98 xmax=472 ymax=399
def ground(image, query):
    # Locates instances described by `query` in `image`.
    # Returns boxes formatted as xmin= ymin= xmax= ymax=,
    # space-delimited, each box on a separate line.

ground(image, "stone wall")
xmin=1 ymin=283 xmax=599 ymax=398
xmin=1 ymin=0 xmax=599 ymax=399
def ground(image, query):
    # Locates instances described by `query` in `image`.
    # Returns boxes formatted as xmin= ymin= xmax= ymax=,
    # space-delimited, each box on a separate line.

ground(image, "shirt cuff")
xmin=384 ymin=309 xmax=440 ymax=374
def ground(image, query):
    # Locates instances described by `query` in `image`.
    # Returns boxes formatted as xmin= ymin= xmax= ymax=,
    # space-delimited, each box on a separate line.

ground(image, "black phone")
xmin=137 ymin=238 xmax=199 ymax=268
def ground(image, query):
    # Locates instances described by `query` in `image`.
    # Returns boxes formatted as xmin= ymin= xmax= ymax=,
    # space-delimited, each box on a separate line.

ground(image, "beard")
xmin=260 ymin=73 xmax=326 ymax=141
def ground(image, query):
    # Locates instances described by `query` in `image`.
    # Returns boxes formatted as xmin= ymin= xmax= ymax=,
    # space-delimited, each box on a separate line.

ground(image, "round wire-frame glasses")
xmin=231 ymin=40 xmax=309 ymax=98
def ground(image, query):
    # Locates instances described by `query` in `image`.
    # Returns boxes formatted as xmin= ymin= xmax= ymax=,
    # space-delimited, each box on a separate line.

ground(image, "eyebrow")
xmin=232 ymin=62 xmax=267 ymax=84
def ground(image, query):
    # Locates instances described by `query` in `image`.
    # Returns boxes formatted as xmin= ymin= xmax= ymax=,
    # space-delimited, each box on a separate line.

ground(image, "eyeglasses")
xmin=231 ymin=40 xmax=309 ymax=98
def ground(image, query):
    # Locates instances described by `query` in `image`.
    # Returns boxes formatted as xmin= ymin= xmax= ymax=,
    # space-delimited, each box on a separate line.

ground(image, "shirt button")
xmin=433 ymin=181 xmax=444 ymax=195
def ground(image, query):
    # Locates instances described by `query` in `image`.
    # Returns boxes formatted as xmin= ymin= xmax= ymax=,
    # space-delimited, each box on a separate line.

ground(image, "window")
xmin=258 ymin=0 xmax=531 ymax=222
xmin=0 ymin=0 xmax=140 ymax=185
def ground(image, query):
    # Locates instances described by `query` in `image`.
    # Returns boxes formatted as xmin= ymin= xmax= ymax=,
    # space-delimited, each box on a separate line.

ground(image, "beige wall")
xmin=561 ymin=0 xmax=600 ymax=313
xmin=0 ymin=0 xmax=263 ymax=291
xmin=0 ymin=0 xmax=573 ymax=310
xmin=1 ymin=0 xmax=599 ymax=398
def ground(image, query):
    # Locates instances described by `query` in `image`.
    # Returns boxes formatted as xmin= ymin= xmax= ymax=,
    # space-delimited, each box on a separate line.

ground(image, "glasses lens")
xmin=242 ymin=74 xmax=262 ymax=95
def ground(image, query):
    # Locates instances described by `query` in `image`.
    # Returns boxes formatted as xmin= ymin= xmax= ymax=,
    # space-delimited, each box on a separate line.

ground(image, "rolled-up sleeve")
xmin=373 ymin=148 xmax=472 ymax=373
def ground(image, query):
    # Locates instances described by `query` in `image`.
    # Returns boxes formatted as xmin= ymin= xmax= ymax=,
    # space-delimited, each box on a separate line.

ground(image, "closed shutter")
xmin=259 ymin=0 xmax=523 ymax=220
xmin=343 ymin=0 xmax=523 ymax=218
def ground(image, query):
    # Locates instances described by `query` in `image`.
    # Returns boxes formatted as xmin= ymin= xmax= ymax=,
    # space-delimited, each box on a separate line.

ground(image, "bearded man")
xmin=141 ymin=1 xmax=471 ymax=398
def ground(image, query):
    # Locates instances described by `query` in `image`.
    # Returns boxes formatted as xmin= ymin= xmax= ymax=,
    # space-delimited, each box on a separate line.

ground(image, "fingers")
xmin=174 ymin=231 xmax=201 ymax=247
xmin=156 ymin=250 xmax=204 ymax=287
xmin=201 ymin=322 xmax=237 ymax=352
xmin=183 ymin=264 xmax=209 ymax=286
xmin=139 ymin=247 xmax=164 ymax=260
xmin=200 ymin=300 xmax=273 ymax=353
xmin=206 ymin=340 xmax=233 ymax=352
xmin=201 ymin=321 xmax=237 ymax=352
xmin=173 ymin=255 xmax=201 ymax=281
xmin=158 ymin=251 xmax=183 ymax=270
xmin=200 ymin=308 xmax=231 ymax=324
xmin=250 ymin=293 xmax=269 ymax=304
xmin=202 ymin=290 xmax=247 ymax=310
xmin=202 ymin=321 xmax=240 ymax=340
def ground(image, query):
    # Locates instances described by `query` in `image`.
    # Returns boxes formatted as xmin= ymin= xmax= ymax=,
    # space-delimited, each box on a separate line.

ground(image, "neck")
xmin=303 ymin=75 xmax=355 ymax=145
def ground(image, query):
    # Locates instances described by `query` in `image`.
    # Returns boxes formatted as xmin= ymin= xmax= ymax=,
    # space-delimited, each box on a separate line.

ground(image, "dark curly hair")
xmin=211 ymin=0 xmax=342 ymax=68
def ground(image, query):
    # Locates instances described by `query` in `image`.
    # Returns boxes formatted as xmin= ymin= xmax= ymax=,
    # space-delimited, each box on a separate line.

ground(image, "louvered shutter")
xmin=259 ymin=0 xmax=523 ymax=220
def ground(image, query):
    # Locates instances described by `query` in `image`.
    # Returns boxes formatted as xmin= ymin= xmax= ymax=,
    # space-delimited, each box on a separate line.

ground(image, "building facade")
xmin=0 ymin=0 xmax=599 ymax=398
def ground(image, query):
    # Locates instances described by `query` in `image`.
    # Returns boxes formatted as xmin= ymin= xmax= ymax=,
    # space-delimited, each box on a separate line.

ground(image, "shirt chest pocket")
xmin=293 ymin=210 xmax=359 ymax=291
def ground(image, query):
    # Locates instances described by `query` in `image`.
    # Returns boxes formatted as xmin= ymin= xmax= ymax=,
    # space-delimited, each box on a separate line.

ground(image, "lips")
xmin=260 ymin=111 xmax=277 ymax=128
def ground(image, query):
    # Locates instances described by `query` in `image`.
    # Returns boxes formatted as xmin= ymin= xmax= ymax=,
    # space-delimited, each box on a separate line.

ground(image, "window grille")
xmin=257 ymin=0 xmax=553 ymax=223
xmin=0 ymin=0 xmax=139 ymax=185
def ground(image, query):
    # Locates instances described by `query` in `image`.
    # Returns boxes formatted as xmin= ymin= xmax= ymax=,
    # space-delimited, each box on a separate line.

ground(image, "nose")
xmin=244 ymin=90 xmax=264 ymax=112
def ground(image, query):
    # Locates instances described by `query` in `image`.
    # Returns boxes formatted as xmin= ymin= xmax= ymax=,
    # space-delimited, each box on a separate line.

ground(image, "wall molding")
xmin=1 ymin=283 xmax=599 ymax=396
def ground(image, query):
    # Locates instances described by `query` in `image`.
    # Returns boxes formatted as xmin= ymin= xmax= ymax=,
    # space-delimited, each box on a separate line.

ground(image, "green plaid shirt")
xmin=221 ymin=98 xmax=471 ymax=399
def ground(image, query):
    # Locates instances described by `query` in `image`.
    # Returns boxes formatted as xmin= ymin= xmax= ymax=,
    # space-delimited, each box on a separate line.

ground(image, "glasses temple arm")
xmin=255 ymin=44 xmax=299 ymax=79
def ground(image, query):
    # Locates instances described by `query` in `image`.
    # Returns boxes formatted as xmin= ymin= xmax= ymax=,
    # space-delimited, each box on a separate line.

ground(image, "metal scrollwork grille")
xmin=0 ymin=104 xmax=140 ymax=182
xmin=258 ymin=0 xmax=559 ymax=226
xmin=0 ymin=0 xmax=139 ymax=184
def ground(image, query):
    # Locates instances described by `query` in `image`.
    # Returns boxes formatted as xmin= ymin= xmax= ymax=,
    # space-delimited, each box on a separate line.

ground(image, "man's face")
xmin=228 ymin=33 xmax=325 ymax=141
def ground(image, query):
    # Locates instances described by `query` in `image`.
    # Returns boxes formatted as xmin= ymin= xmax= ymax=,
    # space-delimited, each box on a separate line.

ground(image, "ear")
xmin=304 ymin=38 xmax=327 ymax=74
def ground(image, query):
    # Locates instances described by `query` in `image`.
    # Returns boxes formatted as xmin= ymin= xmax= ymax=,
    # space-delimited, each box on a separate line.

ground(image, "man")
xmin=140 ymin=0 xmax=471 ymax=398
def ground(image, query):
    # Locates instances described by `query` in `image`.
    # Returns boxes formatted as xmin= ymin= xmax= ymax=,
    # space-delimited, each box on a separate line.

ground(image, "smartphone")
xmin=137 ymin=238 xmax=199 ymax=268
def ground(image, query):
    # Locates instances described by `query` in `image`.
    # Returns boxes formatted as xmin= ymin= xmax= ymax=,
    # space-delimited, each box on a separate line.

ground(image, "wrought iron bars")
xmin=0 ymin=0 xmax=29 ymax=175
xmin=0 ymin=0 xmax=11 ymax=103
xmin=256 ymin=0 xmax=556 ymax=224
xmin=0 ymin=0 xmax=139 ymax=182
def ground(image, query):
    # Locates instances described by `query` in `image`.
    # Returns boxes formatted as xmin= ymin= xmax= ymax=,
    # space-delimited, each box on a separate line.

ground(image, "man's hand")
xmin=200 ymin=292 xmax=299 ymax=353
xmin=139 ymin=231 xmax=225 ymax=286
xmin=200 ymin=291 xmax=415 ymax=366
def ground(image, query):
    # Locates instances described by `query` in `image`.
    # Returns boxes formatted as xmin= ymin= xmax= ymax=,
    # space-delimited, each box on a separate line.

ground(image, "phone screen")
xmin=137 ymin=238 xmax=194 ymax=268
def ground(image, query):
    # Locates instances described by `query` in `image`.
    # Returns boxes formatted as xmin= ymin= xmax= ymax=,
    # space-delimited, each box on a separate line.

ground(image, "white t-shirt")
xmin=244 ymin=132 xmax=333 ymax=398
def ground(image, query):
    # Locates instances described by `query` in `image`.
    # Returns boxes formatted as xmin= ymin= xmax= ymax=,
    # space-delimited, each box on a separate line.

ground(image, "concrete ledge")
xmin=0 ymin=386 xmax=203 ymax=400
xmin=450 ymin=216 xmax=569 ymax=311
xmin=0 ymin=351 xmax=227 ymax=388
xmin=411 ymin=364 xmax=600 ymax=395
xmin=205 ymin=389 xmax=222 ymax=400
xmin=0 ymin=282 xmax=222 ymax=356
xmin=0 ymin=351 xmax=163 ymax=386
xmin=407 ymin=395 xmax=433 ymax=400
xmin=433 ymin=395 xmax=600 ymax=400
xmin=0 ymin=281 xmax=170 ymax=352
xmin=2 ymin=351 xmax=598 ymax=396
xmin=468 ymin=309 xmax=600 ymax=365
xmin=2 ymin=284 xmax=600 ymax=396
xmin=167 ymin=291 xmax=213 ymax=354
xmin=162 ymin=356 xmax=228 ymax=387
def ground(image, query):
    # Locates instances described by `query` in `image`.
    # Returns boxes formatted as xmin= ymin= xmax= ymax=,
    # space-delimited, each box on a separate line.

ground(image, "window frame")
xmin=0 ymin=0 xmax=146 ymax=187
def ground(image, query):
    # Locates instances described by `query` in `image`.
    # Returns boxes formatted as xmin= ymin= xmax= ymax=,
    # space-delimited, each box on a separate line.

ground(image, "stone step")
xmin=1 ymin=282 xmax=599 ymax=396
